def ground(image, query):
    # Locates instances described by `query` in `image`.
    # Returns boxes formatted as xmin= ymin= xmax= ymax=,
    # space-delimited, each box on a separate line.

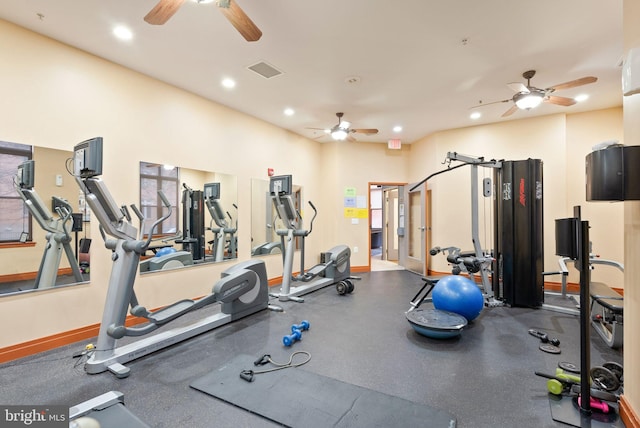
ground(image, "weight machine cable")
xmin=409 ymin=160 xmax=499 ymax=192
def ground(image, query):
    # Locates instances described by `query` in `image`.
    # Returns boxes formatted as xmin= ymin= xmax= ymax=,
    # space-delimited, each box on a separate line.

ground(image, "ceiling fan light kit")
xmin=473 ymin=70 xmax=597 ymax=117
xmin=514 ymin=91 xmax=544 ymax=110
xmin=307 ymin=112 xmax=379 ymax=142
xmin=331 ymin=129 xmax=348 ymax=140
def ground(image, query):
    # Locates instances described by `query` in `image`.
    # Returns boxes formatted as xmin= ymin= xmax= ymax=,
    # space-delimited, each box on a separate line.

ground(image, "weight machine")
xmin=269 ymin=175 xmax=354 ymax=302
xmin=543 ymin=251 xmax=624 ymax=348
xmin=545 ymin=208 xmax=624 ymax=426
xmin=412 ymin=152 xmax=544 ymax=307
xmin=14 ymin=160 xmax=84 ymax=289
xmin=175 ymin=183 xmax=206 ymax=261
xmin=411 ymin=152 xmax=501 ymax=305
xmin=73 ymin=137 xmax=272 ymax=378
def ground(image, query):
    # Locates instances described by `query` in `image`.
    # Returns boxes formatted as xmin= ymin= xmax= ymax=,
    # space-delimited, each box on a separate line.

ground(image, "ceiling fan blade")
xmin=352 ymin=128 xmax=379 ymax=135
xmin=547 ymin=76 xmax=597 ymax=92
xmin=470 ymin=99 xmax=511 ymax=109
xmin=545 ymin=95 xmax=577 ymax=107
xmin=347 ymin=135 xmax=357 ymax=142
xmin=218 ymin=0 xmax=262 ymax=42
xmin=507 ymin=82 xmax=529 ymax=93
xmin=501 ymin=105 xmax=519 ymax=117
xmin=306 ymin=127 xmax=329 ymax=131
xmin=144 ymin=0 xmax=186 ymax=25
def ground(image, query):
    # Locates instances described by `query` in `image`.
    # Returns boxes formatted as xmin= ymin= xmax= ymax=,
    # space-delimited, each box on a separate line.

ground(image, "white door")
xmin=384 ymin=188 xmax=399 ymax=261
xmin=400 ymin=183 xmax=427 ymax=275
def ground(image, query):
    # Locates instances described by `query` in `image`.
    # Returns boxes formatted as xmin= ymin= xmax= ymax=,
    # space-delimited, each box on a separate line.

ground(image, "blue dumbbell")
xmin=291 ymin=320 xmax=310 ymax=333
xmin=283 ymin=329 xmax=303 ymax=347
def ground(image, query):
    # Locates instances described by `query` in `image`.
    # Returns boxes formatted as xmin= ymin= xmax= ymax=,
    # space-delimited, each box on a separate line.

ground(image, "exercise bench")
xmin=590 ymin=281 xmax=623 ymax=349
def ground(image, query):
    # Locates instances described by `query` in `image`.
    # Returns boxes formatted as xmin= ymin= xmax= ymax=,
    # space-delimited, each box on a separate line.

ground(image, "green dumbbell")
xmin=556 ymin=368 xmax=582 ymax=384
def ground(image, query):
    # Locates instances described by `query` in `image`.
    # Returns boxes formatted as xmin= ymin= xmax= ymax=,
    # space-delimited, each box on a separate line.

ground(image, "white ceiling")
xmin=0 ymin=0 xmax=624 ymax=144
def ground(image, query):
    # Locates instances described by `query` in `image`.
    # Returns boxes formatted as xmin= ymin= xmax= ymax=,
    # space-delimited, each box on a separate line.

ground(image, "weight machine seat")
xmin=458 ymin=251 xmax=477 ymax=258
xmin=590 ymin=282 xmax=623 ymax=314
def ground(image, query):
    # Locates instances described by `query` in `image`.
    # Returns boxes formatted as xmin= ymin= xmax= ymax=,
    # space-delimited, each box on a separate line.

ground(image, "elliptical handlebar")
xmin=142 ymin=190 xmax=173 ymax=250
xmin=51 ymin=196 xmax=74 ymax=236
xmin=307 ymin=201 xmax=318 ymax=235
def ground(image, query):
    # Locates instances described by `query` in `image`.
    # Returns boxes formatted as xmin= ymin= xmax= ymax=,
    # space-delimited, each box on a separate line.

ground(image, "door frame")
xmin=368 ymin=181 xmax=406 ymax=271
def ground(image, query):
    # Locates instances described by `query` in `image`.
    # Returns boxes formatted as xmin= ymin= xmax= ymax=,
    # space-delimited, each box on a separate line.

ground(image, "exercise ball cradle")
xmin=406 ymin=308 xmax=467 ymax=339
xmin=406 ymin=276 xmax=483 ymax=339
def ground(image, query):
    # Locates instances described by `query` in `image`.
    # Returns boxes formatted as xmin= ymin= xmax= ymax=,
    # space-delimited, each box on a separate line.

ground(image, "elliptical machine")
xmin=268 ymin=175 xmax=354 ymax=302
xmin=73 ymin=137 xmax=272 ymax=378
xmin=204 ymin=182 xmax=237 ymax=261
xmin=14 ymin=160 xmax=84 ymax=289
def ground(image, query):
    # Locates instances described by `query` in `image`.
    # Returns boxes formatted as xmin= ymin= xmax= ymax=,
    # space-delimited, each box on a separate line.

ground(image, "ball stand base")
xmin=548 ymin=394 xmax=624 ymax=427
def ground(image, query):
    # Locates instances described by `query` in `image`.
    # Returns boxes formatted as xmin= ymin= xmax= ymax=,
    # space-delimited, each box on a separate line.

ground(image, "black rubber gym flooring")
xmin=0 ymin=270 xmax=623 ymax=427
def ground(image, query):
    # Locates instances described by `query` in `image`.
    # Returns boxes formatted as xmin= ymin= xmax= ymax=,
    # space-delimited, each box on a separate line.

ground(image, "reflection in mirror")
xmin=250 ymin=178 xmax=301 ymax=257
xmin=139 ymin=162 xmax=237 ymax=274
xmin=0 ymin=143 xmax=90 ymax=295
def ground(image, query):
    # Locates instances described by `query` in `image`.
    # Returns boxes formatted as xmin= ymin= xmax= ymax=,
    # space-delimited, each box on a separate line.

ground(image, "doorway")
xmin=369 ymin=183 xmax=404 ymax=272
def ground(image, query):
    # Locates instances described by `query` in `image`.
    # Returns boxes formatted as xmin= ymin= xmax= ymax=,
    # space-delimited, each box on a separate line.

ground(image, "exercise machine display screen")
xmin=204 ymin=182 xmax=220 ymax=200
xmin=270 ymin=175 xmax=292 ymax=196
xmin=17 ymin=160 xmax=35 ymax=189
xmin=74 ymin=137 xmax=103 ymax=178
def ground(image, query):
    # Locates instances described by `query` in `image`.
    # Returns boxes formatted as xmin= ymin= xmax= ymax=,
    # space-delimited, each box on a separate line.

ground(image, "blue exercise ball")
xmin=155 ymin=247 xmax=177 ymax=258
xmin=432 ymin=275 xmax=484 ymax=321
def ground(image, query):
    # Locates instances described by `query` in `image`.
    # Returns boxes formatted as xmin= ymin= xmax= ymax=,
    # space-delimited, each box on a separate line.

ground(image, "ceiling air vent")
xmin=247 ymin=61 xmax=283 ymax=79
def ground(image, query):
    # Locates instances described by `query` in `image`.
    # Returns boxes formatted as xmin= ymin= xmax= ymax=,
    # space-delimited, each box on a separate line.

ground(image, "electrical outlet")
xmin=353 ymin=246 xmax=359 ymax=253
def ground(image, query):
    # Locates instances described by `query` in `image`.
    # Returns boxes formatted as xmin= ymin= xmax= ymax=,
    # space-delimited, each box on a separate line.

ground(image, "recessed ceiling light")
xmin=194 ymin=0 xmax=215 ymax=4
xmin=284 ymin=108 xmax=295 ymax=116
xmin=470 ymin=111 xmax=481 ymax=120
xmin=113 ymin=25 xmax=133 ymax=41
xmin=393 ymin=126 xmax=403 ymax=133
xmin=221 ymin=78 xmax=236 ymax=89
xmin=575 ymin=94 xmax=589 ymax=102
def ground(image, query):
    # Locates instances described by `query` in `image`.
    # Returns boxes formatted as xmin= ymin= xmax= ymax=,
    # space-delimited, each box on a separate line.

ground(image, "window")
xmin=370 ymin=187 xmax=383 ymax=229
xmin=0 ymin=141 xmax=32 ymax=242
xmin=139 ymin=162 xmax=179 ymax=236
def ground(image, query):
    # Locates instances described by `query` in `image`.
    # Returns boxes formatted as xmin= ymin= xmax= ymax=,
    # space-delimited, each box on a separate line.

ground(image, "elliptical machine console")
xmin=72 ymin=137 xmax=271 ymax=378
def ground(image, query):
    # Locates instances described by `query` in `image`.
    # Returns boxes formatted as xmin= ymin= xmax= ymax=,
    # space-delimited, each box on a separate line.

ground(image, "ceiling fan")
xmin=144 ymin=0 xmax=262 ymax=42
xmin=307 ymin=112 xmax=379 ymax=141
xmin=473 ymin=70 xmax=598 ymax=117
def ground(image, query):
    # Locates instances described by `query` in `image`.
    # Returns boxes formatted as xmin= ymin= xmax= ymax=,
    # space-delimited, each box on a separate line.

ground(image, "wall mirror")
xmin=0 ymin=143 xmax=90 ymax=296
xmin=139 ymin=162 xmax=237 ymax=274
xmin=250 ymin=177 xmax=302 ymax=257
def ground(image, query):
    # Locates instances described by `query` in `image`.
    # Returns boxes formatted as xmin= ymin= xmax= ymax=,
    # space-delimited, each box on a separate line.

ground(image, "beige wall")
xmin=623 ymin=0 xmax=640 ymax=416
xmin=319 ymin=140 xmax=409 ymax=267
